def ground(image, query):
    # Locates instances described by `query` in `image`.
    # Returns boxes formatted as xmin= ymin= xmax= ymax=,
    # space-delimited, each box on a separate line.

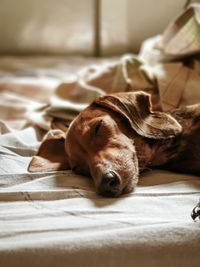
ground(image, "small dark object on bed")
xmin=191 ymin=202 xmax=200 ymax=221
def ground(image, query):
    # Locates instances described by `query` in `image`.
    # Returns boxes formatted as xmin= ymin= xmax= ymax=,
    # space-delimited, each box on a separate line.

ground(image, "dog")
xmin=29 ymin=91 xmax=200 ymax=200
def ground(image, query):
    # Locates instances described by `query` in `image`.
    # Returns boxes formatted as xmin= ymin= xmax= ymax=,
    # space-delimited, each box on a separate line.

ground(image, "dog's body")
xmin=65 ymin=92 xmax=200 ymax=197
xmin=29 ymin=91 xmax=200 ymax=199
xmin=161 ymin=106 xmax=200 ymax=174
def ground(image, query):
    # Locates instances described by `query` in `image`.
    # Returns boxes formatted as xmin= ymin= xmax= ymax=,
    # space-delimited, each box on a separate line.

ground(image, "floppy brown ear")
xmin=28 ymin=132 xmax=70 ymax=172
xmin=96 ymin=91 xmax=182 ymax=139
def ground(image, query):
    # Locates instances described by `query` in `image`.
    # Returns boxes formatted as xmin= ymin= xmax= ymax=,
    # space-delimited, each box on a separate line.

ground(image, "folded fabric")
xmin=158 ymin=3 xmax=200 ymax=56
xmin=31 ymin=55 xmax=156 ymax=130
xmin=140 ymin=3 xmax=200 ymax=63
xmin=154 ymin=60 xmax=200 ymax=111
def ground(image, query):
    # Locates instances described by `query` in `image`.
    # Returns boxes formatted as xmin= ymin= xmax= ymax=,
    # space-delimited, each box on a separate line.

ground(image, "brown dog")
xmin=29 ymin=91 xmax=200 ymax=198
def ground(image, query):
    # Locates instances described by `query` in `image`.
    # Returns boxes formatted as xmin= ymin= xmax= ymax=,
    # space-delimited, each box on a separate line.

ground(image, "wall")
xmin=0 ymin=0 xmax=95 ymax=55
xmin=0 ymin=0 xmax=194 ymax=56
xmin=100 ymin=0 xmax=190 ymax=55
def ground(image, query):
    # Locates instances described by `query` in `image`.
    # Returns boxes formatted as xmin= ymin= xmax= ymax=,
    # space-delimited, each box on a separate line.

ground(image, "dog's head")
xmin=29 ymin=91 xmax=182 ymax=197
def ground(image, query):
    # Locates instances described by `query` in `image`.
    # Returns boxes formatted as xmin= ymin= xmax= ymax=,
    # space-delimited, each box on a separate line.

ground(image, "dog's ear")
xmin=96 ymin=91 xmax=182 ymax=139
xmin=28 ymin=131 xmax=70 ymax=172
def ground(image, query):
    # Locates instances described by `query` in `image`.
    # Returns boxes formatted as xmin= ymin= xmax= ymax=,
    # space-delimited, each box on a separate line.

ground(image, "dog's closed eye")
xmin=72 ymin=165 xmax=82 ymax=174
xmin=94 ymin=120 xmax=103 ymax=135
xmin=72 ymin=165 xmax=78 ymax=172
xmin=72 ymin=165 xmax=82 ymax=175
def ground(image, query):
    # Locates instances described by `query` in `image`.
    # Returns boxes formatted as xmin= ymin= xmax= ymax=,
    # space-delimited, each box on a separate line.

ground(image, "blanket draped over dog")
xmin=1 ymin=4 xmax=200 ymax=267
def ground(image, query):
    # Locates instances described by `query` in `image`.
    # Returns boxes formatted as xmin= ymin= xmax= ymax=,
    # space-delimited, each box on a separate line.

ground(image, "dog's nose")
xmin=98 ymin=171 xmax=120 ymax=197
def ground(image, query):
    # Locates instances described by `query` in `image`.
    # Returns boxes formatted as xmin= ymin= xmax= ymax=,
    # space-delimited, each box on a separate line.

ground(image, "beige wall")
xmin=127 ymin=0 xmax=188 ymax=53
xmin=100 ymin=0 xmax=188 ymax=55
xmin=0 ymin=0 xmax=193 ymax=56
xmin=0 ymin=0 xmax=95 ymax=55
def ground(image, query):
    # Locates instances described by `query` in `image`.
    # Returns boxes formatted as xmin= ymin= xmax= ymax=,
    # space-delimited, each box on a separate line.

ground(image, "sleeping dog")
xmin=29 ymin=91 xmax=200 ymax=215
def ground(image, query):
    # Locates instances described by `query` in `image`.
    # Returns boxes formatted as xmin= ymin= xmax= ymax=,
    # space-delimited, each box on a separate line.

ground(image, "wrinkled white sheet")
xmin=0 ymin=56 xmax=200 ymax=267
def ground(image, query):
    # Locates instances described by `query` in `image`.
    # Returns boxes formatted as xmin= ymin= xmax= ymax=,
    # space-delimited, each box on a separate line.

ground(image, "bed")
xmin=1 ymin=2 xmax=200 ymax=267
xmin=0 ymin=54 xmax=200 ymax=267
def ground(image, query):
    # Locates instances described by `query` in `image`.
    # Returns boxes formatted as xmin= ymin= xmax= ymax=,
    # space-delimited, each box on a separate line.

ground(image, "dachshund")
xmin=29 ymin=91 xmax=200 ymax=200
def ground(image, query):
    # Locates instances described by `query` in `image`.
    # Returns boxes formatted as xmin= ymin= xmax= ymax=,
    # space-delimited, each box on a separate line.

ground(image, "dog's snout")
xmin=101 ymin=172 xmax=120 ymax=188
xmin=98 ymin=171 xmax=120 ymax=197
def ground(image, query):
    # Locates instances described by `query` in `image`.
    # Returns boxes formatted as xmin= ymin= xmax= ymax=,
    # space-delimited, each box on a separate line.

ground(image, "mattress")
xmin=0 ymin=55 xmax=200 ymax=267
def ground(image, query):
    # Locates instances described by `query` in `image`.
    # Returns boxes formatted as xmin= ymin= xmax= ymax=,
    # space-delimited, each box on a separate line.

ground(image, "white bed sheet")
xmin=0 ymin=56 xmax=200 ymax=267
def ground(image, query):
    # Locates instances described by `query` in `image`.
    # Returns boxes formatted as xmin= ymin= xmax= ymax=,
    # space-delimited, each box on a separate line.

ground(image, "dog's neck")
xmin=134 ymin=136 xmax=177 ymax=172
xmin=134 ymin=111 xmax=200 ymax=173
